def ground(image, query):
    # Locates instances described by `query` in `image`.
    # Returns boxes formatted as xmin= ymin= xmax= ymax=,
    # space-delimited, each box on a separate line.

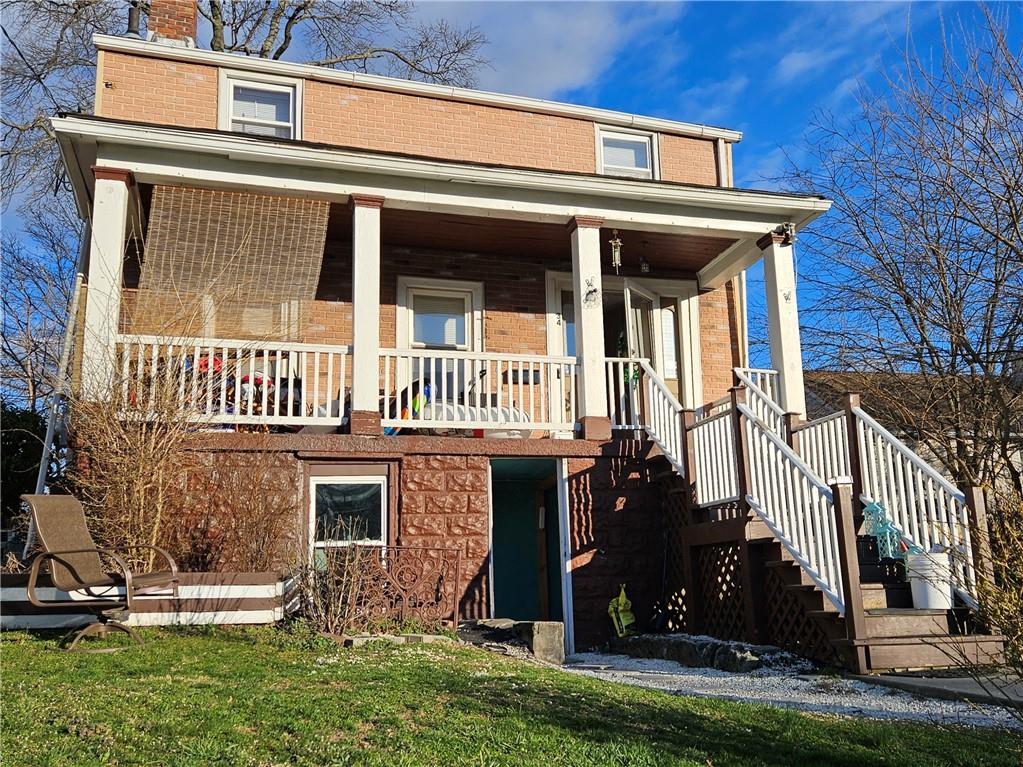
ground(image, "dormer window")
xmin=218 ymin=70 xmax=302 ymax=140
xmin=598 ymin=128 xmax=656 ymax=179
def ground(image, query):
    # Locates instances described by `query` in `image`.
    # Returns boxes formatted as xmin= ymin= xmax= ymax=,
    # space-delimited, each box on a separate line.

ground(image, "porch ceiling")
xmin=327 ymin=206 xmax=737 ymax=275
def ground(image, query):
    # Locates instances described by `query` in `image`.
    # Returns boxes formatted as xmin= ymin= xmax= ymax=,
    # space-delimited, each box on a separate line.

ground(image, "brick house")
xmin=51 ymin=1 xmax=1002 ymax=670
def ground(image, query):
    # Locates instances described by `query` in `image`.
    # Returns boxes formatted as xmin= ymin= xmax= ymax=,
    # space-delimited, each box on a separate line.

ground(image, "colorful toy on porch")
xmin=383 ymin=379 xmax=433 ymax=436
xmin=608 ymin=584 xmax=636 ymax=637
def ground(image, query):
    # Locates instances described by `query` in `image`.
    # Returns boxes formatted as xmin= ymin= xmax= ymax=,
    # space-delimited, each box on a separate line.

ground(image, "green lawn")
xmin=2 ymin=627 xmax=1018 ymax=767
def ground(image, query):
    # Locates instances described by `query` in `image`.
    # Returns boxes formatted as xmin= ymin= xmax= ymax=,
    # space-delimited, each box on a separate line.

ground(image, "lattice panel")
xmin=660 ymin=475 xmax=691 ymax=632
xmin=763 ymin=565 xmax=840 ymax=664
xmin=696 ymin=542 xmax=746 ymax=641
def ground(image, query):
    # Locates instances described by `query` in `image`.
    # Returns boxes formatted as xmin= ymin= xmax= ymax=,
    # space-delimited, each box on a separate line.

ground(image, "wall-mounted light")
xmin=609 ymin=229 xmax=623 ymax=274
xmin=639 ymin=257 xmax=651 ymax=274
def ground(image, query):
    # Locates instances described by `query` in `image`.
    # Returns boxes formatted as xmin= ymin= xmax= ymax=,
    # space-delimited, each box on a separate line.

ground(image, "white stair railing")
xmin=852 ymin=407 xmax=976 ymax=595
xmin=737 ymin=367 xmax=780 ymax=407
xmin=605 ymin=357 xmax=643 ymax=430
xmin=797 ymin=411 xmax=851 ymax=484
xmin=733 ymin=367 xmax=787 ymax=438
xmin=690 ymin=403 xmax=739 ymax=505
xmin=604 ymin=358 xmax=685 ymax=473
xmin=739 ymin=402 xmax=845 ymax=612
xmin=638 ymin=360 xmax=685 ymax=473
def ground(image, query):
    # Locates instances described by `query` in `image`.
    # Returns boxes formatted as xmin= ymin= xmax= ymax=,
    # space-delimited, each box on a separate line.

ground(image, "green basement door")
xmin=490 ymin=459 xmax=564 ymax=621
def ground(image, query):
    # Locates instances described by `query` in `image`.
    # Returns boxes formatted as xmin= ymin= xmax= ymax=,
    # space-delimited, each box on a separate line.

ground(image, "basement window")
xmin=219 ymin=70 xmax=302 ymax=140
xmin=310 ymin=474 xmax=387 ymax=548
xmin=597 ymin=127 xmax=656 ymax=180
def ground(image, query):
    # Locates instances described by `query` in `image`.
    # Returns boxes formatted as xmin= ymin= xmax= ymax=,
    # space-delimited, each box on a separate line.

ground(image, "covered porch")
xmin=56 ymin=114 xmax=829 ymax=439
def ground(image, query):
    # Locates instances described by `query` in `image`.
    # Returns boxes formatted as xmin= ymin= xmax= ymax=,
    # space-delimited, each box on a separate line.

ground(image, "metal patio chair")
xmin=21 ymin=494 xmax=179 ymax=652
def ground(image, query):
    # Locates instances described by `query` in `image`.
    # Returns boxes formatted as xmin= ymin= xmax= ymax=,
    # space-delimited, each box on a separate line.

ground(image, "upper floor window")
xmin=598 ymin=128 xmax=656 ymax=179
xmin=219 ymin=70 xmax=302 ymax=140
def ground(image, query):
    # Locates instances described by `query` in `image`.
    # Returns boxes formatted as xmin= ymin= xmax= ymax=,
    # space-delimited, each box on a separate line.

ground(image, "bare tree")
xmin=1 ymin=0 xmax=487 ymax=407
xmin=791 ymin=11 xmax=1023 ymax=509
xmin=1 ymin=200 xmax=81 ymax=409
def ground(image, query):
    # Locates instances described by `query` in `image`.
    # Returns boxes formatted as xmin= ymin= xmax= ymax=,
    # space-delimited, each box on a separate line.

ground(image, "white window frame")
xmin=218 ymin=69 xmax=303 ymax=140
xmin=595 ymin=126 xmax=659 ymax=180
xmin=309 ymin=474 xmax=387 ymax=550
xmin=396 ymin=276 xmax=484 ymax=352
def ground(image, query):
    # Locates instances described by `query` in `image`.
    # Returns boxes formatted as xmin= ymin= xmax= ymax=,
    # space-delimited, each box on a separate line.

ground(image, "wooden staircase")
xmin=618 ymin=365 xmax=1003 ymax=674
xmin=756 ymin=533 xmax=1004 ymax=672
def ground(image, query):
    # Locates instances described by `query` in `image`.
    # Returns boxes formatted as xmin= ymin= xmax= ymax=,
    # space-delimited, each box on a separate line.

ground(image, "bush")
xmin=0 ymin=400 xmax=58 ymax=529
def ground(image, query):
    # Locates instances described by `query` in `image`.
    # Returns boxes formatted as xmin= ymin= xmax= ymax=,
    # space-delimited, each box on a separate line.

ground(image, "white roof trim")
xmin=52 ymin=116 xmax=828 ymax=220
xmin=93 ymin=34 xmax=743 ymax=143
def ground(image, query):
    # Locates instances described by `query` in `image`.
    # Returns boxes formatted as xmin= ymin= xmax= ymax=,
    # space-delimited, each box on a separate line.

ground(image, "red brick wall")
xmin=397 ymin=455 xmax=491 ymax=619
xmin=148 ymin=0 xmax=197 ymax=41
xmin=565 ymin=453 xmax=664 ymax=649
xmin=96 ymin=51 xmax=721 ymax=184
xmin=305 ymin=81 xmax=597 ymax=174
xmin=97 ymin=51 xmax=217 ymax=129
xmin=310 ymin=242 xmax=559 ymax=355
xmin=660 ymin=134 xmax=720 ymax=186
xmin=158 ymin=435 xmax=668 ymax=643
xmin=699 ymin=280 xmax=742 ymax=404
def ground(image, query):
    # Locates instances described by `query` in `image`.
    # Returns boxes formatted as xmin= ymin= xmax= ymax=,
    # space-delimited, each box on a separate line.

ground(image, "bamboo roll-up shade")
xmin=132 ymin=186 xmax=330 ymax=340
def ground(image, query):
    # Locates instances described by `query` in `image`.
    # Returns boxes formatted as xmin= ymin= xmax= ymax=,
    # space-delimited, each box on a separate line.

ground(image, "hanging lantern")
xmin=609 ymin=229 xmax=623 ymax=274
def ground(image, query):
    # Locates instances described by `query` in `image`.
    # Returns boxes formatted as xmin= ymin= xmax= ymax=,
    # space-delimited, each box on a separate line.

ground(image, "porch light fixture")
xmin=639 ymin=257 xmax=651 ymax=274
xmin=609 ymin=229 xmax=623 ymax=274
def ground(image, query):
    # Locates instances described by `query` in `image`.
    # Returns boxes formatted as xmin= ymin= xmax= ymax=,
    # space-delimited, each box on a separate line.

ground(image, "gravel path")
xmin=565 ymin=652 xmax=1021 ymax=730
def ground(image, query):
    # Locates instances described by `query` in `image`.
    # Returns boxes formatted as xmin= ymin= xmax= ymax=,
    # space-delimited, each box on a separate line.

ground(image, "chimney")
xmin=147 ymin=0 xmax=197 ymax=45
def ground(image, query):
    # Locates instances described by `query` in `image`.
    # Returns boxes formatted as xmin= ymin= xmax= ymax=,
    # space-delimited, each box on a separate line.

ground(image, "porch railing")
xmin=740 ymin=402 xmax=845 ymax=611
xmin=690 ymin=402 xmax=739 ymax=505
xmin=795 ymin=411 xmax=851 ymax=483
xmin=852 ymin=407 xmax=976 ymax=595
xmin=379 ymin=349 xmax=577 ymax=433
xmin=115 ymin=334 xmax=351 ymax=427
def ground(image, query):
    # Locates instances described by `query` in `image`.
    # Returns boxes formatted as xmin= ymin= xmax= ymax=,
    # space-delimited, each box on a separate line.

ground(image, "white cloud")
xmin=674 ymin=74 xmax=749 ymax=126
xmin=760 ymin=2 xmax=923 ymax=87
xmin=415 ymin=2 xmax=686 ymax=100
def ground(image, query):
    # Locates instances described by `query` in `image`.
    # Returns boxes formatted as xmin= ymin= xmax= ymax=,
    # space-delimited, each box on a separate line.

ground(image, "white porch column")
xmin=759 ymin=229 xmax=806 ymax=417
xmin=81 ymin=167 xmax=132 ymax=399
xmin=349 ymin=194 xmax=384 ymax=435
xmin=569 ymin=216 xmax=610 ymax=440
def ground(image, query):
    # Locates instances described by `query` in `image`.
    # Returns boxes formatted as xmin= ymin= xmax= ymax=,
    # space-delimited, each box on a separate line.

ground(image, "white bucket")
xmin=905 ymin=552 xmax=954 ymax=610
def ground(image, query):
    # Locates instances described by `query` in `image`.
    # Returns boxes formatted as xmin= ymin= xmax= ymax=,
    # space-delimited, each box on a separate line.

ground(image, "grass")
xmin=2 ymin=626 xmax=1019 ymax=767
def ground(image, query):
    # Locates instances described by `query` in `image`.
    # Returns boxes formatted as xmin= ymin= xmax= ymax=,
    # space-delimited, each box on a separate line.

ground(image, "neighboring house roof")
xmin=804 ymin=370 xmax=1022 ymax=437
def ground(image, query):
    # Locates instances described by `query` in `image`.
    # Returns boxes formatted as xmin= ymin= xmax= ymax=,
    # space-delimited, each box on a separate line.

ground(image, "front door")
xmin=623 ymin=280 xmax=659 ymax=367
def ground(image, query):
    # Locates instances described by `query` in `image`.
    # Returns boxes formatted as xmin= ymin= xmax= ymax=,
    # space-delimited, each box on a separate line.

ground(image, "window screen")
xmin=412 ymin=293 xmax=467 ymax=347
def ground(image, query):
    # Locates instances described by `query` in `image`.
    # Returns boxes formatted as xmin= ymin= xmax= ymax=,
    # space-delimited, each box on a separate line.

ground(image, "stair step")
xmin=863 ymin=608 xmax=952 ymax=639
xmin=783 ymin=583 xmax=838 ymax=613
xmin=858 ymin=559 xmax=907 ymax=584
xmin=860 ymin=582 xmax=913 ymax=609
xmin=838 ymin=634 xmax=1006 ymax=672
